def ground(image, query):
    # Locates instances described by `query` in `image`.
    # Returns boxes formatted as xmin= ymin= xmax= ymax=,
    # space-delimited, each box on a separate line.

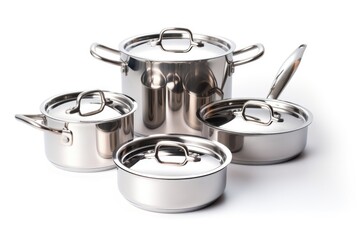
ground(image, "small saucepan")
xmin=15 ymin=90 xmax=137 ymax=172
xmin=197 ymin=45 xmax=312 ymax=165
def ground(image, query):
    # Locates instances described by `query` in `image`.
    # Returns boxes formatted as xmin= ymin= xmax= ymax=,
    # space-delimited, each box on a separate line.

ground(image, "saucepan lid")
xmin=119 ymin=27 xmax=236 ymax=62
xmin=40 ymin=90 xmax=137 ymax=123
xmin=113 ymin=134 xmax=232 ymax=179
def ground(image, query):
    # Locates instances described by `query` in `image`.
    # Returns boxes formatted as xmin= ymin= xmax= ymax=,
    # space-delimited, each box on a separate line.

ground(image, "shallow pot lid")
xmin=119 ymin=27 xmax=235 ymax=62
xmin=113 ymin=134 xmax=232 ymax=179
xmin=40 ymin=90 xmax=137 ymax=123
xmin=197 ymin=98 xmax=312 ymax=134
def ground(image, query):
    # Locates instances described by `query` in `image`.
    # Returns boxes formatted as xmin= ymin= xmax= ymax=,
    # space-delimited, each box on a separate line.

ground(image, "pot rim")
xmin=113 ymin=134 xmax=232 ymax=180
xmin=197 ymin=98 xmax=313 ymax=136
xmin=40 ymin=90 xmax=137 ymax=124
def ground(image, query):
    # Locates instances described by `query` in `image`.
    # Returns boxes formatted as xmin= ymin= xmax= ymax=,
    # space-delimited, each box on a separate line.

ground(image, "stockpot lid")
xmin=40 ymin=90 xmax=137 ymax=123
xmin=119 ymin=27 xmax=236 ymax=62
xmin=197 ymin=98 xmax=312 ymax=135
xmin=113 ymin=134 xmax=232 ymax=179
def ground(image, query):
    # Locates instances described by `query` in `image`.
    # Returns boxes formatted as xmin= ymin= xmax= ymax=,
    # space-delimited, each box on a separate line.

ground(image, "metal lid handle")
xmin=150 ymin=27 xmax=204 ymax=53
xmin=66 ymin=90 xmax=108 ymax=116
xmin=154 ymin=141 xmax=201 ymax=166
xmin=240 ymin=100 xmax=281 ymax=126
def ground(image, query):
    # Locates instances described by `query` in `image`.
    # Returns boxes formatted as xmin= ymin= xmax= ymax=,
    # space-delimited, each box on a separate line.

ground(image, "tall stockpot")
xmin=15 ymin=90 xmax=137 ymax=172
xmin=91 ymin=27 xmax=264 ymax=136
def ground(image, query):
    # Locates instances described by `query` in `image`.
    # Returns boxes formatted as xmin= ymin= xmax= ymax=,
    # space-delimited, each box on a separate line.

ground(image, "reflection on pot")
xmin=141 ymin=68 xmax=166 ymax=129
xmin=167 ymin=73 xmax=183 ymax=111
xmin=217 ymin=131 xmax=244 ymax=153
xmin=95 ymin=111 xmax=135 ymax=159
xmin=96 ymin=121 xmax=121 ymax=158
xmin=183 ymin=66 xmax=223 ymax=130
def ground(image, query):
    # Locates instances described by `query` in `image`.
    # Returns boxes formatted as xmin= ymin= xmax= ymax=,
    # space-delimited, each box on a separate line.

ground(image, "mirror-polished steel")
xmin=183 ymin=64 xmax=224 ymax=130
xmin=113 ymin=134 xmax=232 ymax=213
xmin=267 ymin=44 xmax=307 ymax=99
xmin=141 ymin=68 xmax=166 ymax=129
xmin=198 ymin=45 xmax=312 ymax=165
xmin=15 ymin=90 xmax=137 ymax=172
xmin=90 ymin=28 xmax=264 ymax=136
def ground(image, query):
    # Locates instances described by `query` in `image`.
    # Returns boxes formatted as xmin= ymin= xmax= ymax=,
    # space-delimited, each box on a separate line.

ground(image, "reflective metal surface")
xmin=113 ymin=134 xmax=232 ymax=213
xmin=15 ymin=90 xmax=137 ymax=172
xmin=141 ymin=68 xmax=166 ymax=129
xmin=183 ymin=65 xmax=224 ymax=130
xmin=90 ymin=28 xmax=264 ymax=136
xmin=198 ymin=45 xmax=312 ymax=164
xmin=198 ymin=98 xmax=312 ymax=164
xmin=267 ymin=44 xmax=307 ymax=99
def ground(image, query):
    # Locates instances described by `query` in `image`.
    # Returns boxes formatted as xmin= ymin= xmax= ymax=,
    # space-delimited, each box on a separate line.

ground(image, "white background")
xmin=1 ymin=0 xmax=359 ymax=239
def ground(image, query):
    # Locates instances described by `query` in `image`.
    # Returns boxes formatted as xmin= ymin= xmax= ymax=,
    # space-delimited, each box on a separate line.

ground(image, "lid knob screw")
xmin=62 ymin=136 xmax=69 ymax=143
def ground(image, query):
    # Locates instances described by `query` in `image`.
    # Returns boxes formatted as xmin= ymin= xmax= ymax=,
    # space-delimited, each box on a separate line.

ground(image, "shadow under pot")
xmin=141 ymin=69 xmax=166 ymax=129
xmin=15 ymin=90 xmax=137 ymax=172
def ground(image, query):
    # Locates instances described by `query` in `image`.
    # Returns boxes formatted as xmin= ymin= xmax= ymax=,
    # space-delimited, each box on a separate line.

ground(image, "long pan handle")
xmin=267 ymin=44 xmax=307 ymax=99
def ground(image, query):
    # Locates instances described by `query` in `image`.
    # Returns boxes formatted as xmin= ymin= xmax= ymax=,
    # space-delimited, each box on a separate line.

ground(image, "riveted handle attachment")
xmin=15 ymin=114 xmax=73 ymax=146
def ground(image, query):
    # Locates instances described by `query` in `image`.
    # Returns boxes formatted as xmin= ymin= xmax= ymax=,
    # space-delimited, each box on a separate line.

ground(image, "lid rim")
xmin=118 ymin=32 xmax=236 ymax=62
xmin=39 ymin=91 xmax=137 ymax=124
xmin=113 ymin=134 xmax=232 ymax=180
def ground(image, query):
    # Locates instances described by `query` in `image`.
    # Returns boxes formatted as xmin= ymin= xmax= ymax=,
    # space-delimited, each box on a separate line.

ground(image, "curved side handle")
xmin=232 ymin=43 xmax=265 ymax=68
xmin=90 ymin=43 xmax=128 ymax=74
xmin=15 ymin=114 xmax=73 ymax=145
xmin=208 ymin=87 xmax=224 ymax=100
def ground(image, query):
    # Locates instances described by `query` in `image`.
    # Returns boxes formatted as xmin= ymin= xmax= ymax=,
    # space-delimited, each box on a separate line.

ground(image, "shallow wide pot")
xmin=197 ymin=98 xmax=312 ymax=164
xmin=198 ymin=44 xmax=312 ymax=165
xmin=91 ymin=27 xmax=264 ymax=136
xmin=15 ymin=90 xmax=137 ymax=172
xmin=113 ymin=134 xmax=232 ymax=213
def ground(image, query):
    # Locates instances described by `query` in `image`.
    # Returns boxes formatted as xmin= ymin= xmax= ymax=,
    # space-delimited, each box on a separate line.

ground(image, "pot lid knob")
xmin=144 ymin=141 xmax=201 ymax=166
xmin=150 ymin=27 xmax=204 ymax=53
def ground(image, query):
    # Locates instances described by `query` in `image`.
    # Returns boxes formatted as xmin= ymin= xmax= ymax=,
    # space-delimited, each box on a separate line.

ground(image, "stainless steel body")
xmin=15 ymin=90 xmax=137 ymax=172
xmin=113 ymin=134 xmax=232 ymax=213
xmin=90 ymin=28 xmax=264 ymax=136
xmin=141 ymin=69 xmax=166 ymax=129
xmin=198 ymin=98 xmax=312 ymax=164
xmin=198 ymin=45 xmax=312 ymax=164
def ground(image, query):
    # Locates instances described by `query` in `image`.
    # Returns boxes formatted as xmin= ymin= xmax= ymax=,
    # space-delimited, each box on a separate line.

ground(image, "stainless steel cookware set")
xmin=15 ymin=28 xmax=312 ymax=213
